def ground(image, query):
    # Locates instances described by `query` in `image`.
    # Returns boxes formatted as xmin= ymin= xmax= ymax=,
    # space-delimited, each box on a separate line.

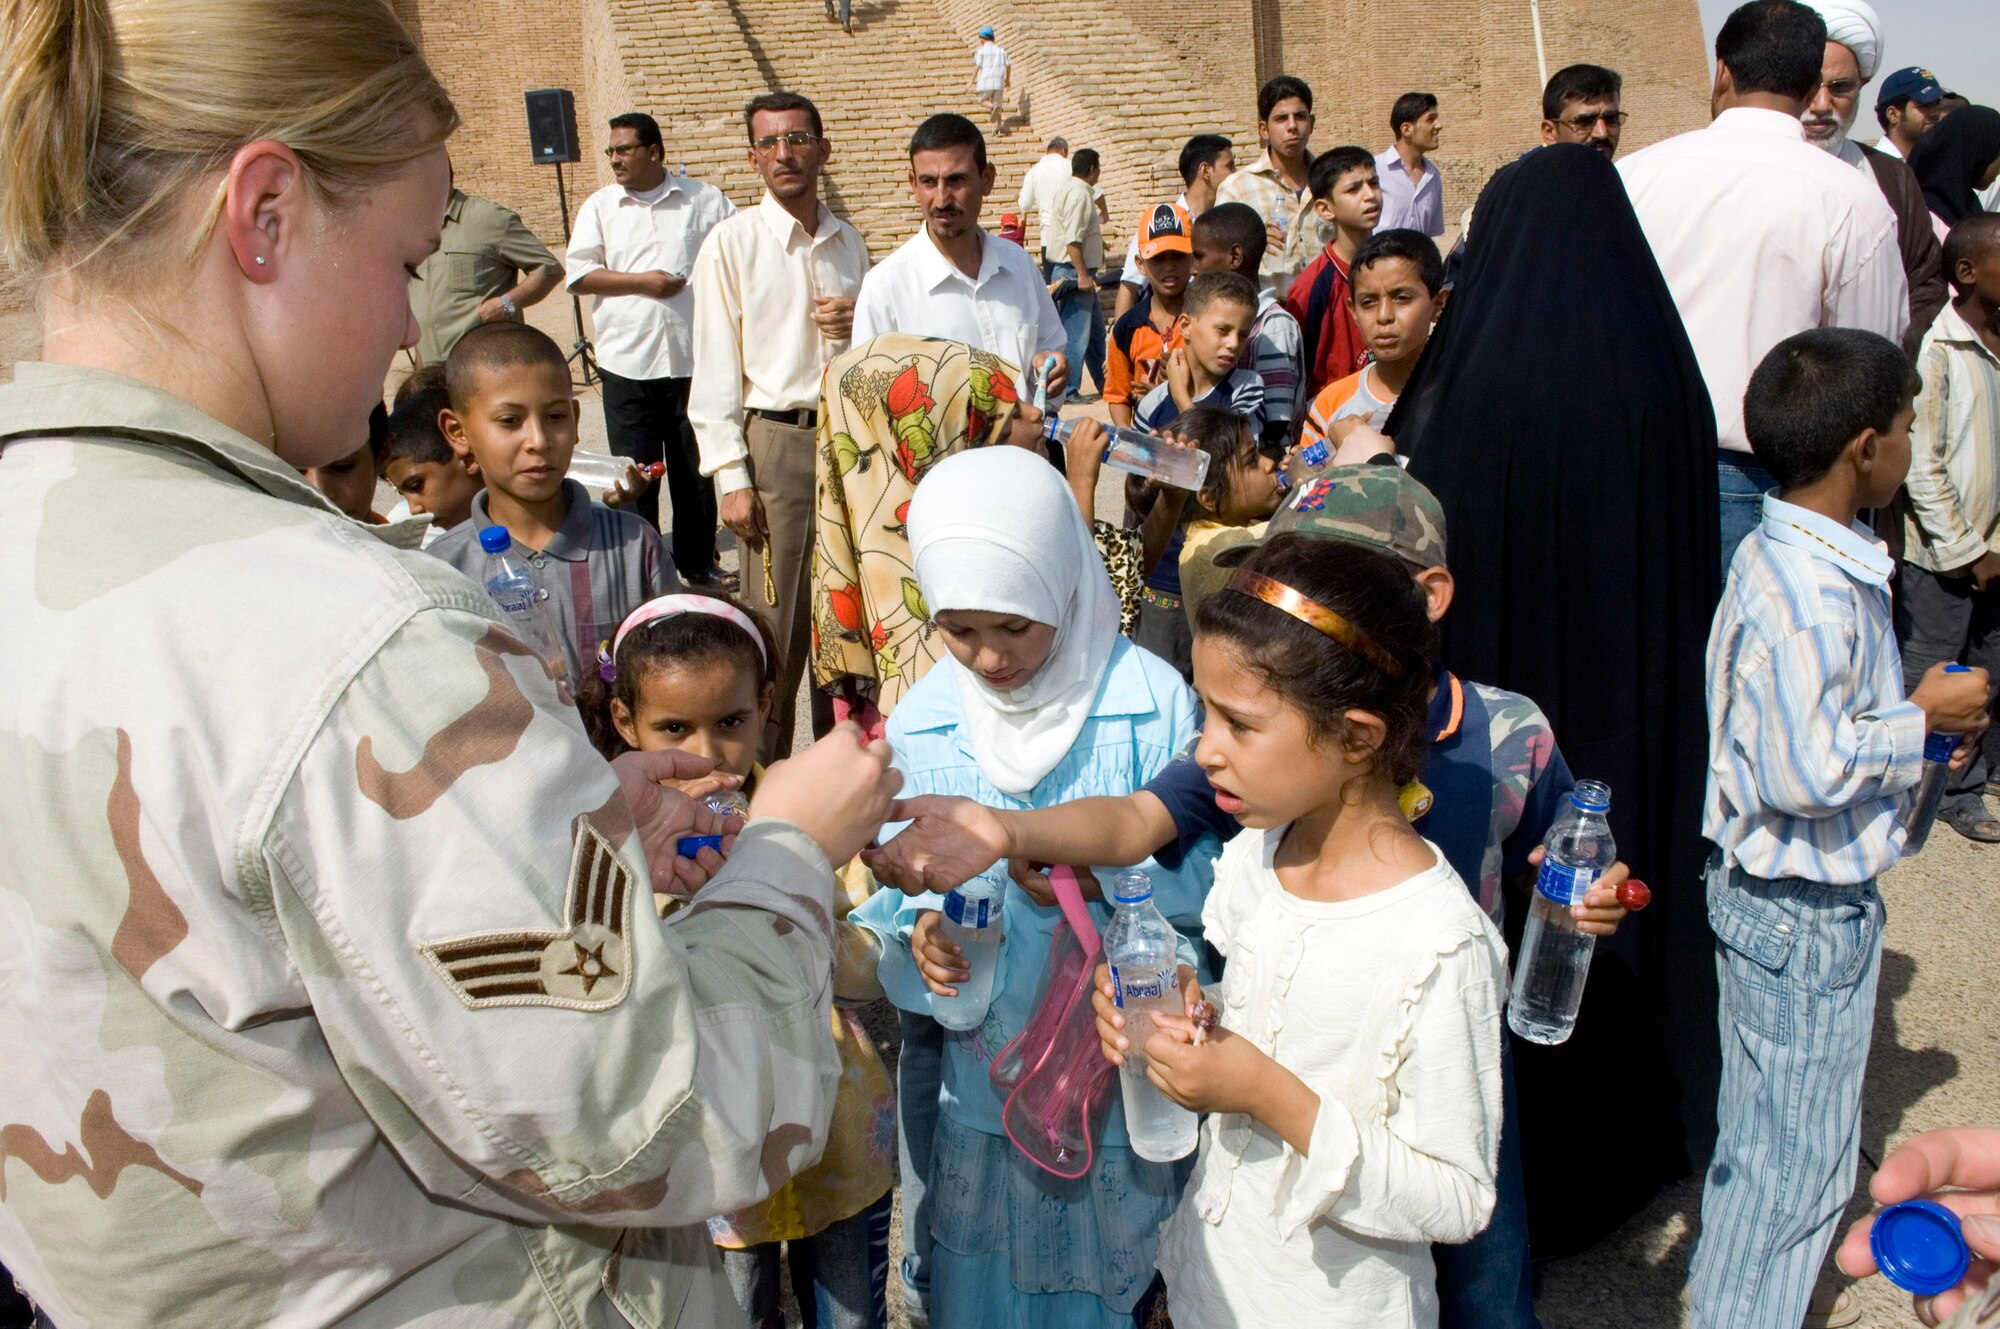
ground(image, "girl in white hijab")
xmin=851 ymin=445 xmax=1217 ymax=1329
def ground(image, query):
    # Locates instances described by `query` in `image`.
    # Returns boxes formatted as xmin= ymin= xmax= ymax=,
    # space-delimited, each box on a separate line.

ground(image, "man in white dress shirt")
xmin=1015 ymin=136 xmax=1069 ymax=271
xmin=689 ymin=92 xmax=870 ymax=759
xmin=853 ymin=113 xmax=1068 ymax=400
xmin=1619 ymin=0 xmax=1906 ymax=574
xmin=567 ymin=112 xmax=736 ymax=585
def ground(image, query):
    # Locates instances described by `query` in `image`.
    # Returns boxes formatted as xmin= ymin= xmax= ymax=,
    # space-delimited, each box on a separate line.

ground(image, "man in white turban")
xmin=1802 ymin=0 xmax=1947 ymax=352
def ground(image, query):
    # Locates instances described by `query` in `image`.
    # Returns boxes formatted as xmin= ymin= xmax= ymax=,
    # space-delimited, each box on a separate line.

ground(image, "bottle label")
xmin=1535 ymin=860 xmax=1597 ymax=906
xmin=943 ymin=890 xmax=995 ymax=931
xmin=1924 ymin=731 xmax=1959 ymax=763
xmin=1110 ymin=964 xmax=1168 ymax=1010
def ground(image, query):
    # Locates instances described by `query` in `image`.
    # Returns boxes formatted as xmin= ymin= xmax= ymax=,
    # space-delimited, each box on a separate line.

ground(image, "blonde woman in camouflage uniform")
xmin=0 ymin=0 xmax=900 ymax=1324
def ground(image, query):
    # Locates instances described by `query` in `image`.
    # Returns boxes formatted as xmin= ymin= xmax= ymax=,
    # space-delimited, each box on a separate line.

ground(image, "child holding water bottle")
xmin=1094 ymin=532 xmax=1509 ymax=1327
xmin=850 ymin=447 xmax=1218 ymax=1328
xmin=579 ymin=594 xmax=898 ymax=1329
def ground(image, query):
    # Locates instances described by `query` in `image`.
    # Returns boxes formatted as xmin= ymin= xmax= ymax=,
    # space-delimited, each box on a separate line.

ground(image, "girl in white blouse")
xmin=1097 ymin=532 xmax=1511 ymax=1328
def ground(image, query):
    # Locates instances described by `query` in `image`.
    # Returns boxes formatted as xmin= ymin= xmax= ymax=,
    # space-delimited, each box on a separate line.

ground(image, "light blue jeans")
xmin=1687 ymin=855 xmax=1883 ymax=1328
xmin=1716 ymin=452 xmax=1776 ymax=588
xmin=897 ymin=1007 xmax=943 ymax=1321
xmin=1048 ymin=261 xmax=1107 ymax=395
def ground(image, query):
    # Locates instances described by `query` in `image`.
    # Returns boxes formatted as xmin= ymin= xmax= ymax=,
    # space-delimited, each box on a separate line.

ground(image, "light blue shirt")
xmin=851 ymin=636 xmax=1218 ymax=1140
xmin=1374 ymin=146 xmax=1444 ymax=238
xmin=1703 ymin=494 xmax=1927 ymax=883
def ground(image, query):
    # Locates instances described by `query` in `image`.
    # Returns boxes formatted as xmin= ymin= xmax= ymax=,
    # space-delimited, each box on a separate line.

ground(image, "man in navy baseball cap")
xmin=1875 ymin=66 xmax=1949 ymax=160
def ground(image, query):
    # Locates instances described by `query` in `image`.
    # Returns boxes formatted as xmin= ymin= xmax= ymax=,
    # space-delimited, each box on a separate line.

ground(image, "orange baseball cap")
xmin=1136 ymin=201 xmax=1194 ymax=259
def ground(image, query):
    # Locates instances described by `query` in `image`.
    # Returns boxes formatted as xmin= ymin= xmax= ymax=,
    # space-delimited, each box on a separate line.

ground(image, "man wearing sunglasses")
xmin=1799 ymin=1 xmax=1946 ymax=354
xmin=690 ymin=92 xmax=871 ymax=759
xmin=1539 ymin=64 xmax=1627 ymax=160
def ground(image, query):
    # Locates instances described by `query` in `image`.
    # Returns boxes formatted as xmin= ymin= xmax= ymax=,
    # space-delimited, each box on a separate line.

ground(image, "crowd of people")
xmin=3 ymin=0 xmax=2000 ymax=1328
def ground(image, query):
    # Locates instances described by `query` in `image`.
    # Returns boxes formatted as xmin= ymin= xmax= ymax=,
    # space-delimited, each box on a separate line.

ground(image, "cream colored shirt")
xmin=1905 ymin=300 xmax=2000 ymax=573
xmin=688 ymin=192 xmax=871 ymax=493
xmin=1016 ymin=150 xmax=1074 ymax=255
xmin=1044 ymin=175 xmax=1105 ymax=272
xmin=565 ymin=175 xmax=737 ymax=381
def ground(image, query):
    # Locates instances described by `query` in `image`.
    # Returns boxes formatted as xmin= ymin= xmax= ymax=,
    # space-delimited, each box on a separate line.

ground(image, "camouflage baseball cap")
xmin=1213 ymin=461 xmax=1448 ymax=571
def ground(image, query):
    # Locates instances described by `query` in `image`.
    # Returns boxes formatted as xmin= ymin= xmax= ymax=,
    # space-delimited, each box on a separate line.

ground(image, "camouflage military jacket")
xmin=0 ymin=364 xmax=840 ymax=1327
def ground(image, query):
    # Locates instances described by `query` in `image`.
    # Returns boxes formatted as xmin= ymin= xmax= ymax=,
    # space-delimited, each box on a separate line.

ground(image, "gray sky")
xmin=1697 ymin=0 xmax=1998 ymax=116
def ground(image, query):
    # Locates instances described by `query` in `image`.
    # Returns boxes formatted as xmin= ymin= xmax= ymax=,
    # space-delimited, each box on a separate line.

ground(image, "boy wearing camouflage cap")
xmin=862 ymin=460 xmax=1635 ymax=1329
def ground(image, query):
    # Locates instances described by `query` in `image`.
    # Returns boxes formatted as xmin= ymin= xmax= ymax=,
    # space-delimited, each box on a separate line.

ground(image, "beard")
xmin=1803 ymin=104 xmax=1859 ymax=153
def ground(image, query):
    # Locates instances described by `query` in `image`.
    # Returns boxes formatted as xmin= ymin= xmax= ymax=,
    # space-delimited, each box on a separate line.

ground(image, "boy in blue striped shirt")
xmin=1688 ymin=328 xmax=1993 ymax=1329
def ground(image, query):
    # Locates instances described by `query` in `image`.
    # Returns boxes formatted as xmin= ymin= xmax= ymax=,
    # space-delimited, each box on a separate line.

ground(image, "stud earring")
xmin=254 ymin=255 xmax=267 ymax=265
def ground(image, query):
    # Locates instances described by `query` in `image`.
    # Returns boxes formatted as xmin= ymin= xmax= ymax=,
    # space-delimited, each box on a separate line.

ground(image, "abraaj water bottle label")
xmin=1924 ymin=731 xmax=1960 ymax=763
xmin=1535 ymin=860 xmax=1596 ymax=906
xmin=943 ymin=889 xmax=994 ymax=931
xmin=1110 ymin=964 xmax=1168 ymax=1011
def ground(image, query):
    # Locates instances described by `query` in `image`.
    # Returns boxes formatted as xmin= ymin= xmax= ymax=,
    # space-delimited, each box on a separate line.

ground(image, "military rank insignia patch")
xmin=421 ymin=814 xmax=636 ymax=1011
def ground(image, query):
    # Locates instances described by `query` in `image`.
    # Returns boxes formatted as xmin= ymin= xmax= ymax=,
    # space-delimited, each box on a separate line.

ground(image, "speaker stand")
xmin=552 ymin=160 xmax=597 ymax=388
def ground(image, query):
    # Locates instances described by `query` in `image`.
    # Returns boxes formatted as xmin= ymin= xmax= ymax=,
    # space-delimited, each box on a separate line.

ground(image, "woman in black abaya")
xmin=1389 ymin=144 xmax=1721 ymax=1258
xmin=1909 ymin=103 xmax=2000 ymax=229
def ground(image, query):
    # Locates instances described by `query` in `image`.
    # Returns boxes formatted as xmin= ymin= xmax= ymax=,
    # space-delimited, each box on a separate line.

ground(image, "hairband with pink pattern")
xmin=598 ymin=594 xmax=767 ymax=682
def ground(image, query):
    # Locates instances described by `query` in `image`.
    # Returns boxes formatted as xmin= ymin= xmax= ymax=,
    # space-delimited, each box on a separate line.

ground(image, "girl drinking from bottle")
xmin=1099 ymin=533 xmax=1508 ymax=1328
xmin=581 ymin=594 xmax=897 ymax=1329
xmin=850 ymin=446 xmax=1218 ymax=1328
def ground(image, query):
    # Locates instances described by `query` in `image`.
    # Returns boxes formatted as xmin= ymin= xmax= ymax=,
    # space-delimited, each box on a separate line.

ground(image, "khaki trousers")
xmin=744 ymin=414 xmax=831 ymax=761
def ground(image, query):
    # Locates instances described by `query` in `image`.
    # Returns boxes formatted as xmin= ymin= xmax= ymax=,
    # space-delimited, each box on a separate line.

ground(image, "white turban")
xmin=1806 ymin=0 xmax=1883 ymax=80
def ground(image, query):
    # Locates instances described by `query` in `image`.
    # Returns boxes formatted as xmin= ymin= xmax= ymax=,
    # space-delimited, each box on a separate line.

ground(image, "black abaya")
xmin=1389 ymin=144 xmax=1721 ymax=1257
xmin=1909 ymin=104 xmax=2000 ymax=227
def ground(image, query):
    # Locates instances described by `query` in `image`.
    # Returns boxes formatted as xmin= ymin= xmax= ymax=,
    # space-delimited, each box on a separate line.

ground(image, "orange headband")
xmin=1225 ymin=570 xmax=1406 ymax=678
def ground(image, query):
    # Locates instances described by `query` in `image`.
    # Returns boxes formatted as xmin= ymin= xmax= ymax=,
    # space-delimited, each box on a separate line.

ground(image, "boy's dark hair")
xmin=909 ymin=113 xmax=987 ymax=171
xmin=445 ymin=322 xmax=571 ymax=412
xmin=1071 ymin=148 xmax=1100 ymax=178
xmin=1257 ymin=76 xmax=1313 ymax=122
xmin=1179 ymin=134 xmax=1233 ymax=185
xmin=1350 ymin=229 xmax=1445 ymax=297
xmin=378 ymin=368 xmax=453 ymax=468
xmin=1192 ymin=203 xmax=1267 ymax=278
xmin=1944 ymin=212 xmax=2000 ymax=291
xmin=1308 ymin=145 xmax=1377 ymax=202
xmin=608 ymin=112 xmax=663 ymax=150
xmin=1391 ymin=92 xmax=1439 ymax=138
xmin=1714 ymin=0 xmax=1825 ymax=102
xmin=1195 ymin=533 xmax=1437 ymax=785
xmin=744 ymin=91 xmax=823 ymax=140
xmin=1743 ymin=328 xmax=1920 ymax=488
xmin=1542 ymin=64 xmax=1623 ymax=121
xmin=578 ymin=593 xmax=782 ymax=760
xmin=1172 ymin=405 xmax=1261 ymax=516
xmin=1183 ymin=270 xmax=1258 ymax=321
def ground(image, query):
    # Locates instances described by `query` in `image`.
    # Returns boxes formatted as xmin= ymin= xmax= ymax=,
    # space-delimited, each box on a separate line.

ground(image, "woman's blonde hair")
xmin=0 ymin=0 xmax=457 ymax=282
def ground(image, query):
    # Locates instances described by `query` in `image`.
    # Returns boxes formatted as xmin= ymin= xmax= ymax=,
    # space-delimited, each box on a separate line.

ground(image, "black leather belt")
xmin=750 ymin=407 xmax=818 ymax=428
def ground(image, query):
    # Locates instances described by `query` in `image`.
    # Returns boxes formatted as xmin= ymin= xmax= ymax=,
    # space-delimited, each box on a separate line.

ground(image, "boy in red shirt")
xmin=1283 ymin=145 xmax=1383 ymax=399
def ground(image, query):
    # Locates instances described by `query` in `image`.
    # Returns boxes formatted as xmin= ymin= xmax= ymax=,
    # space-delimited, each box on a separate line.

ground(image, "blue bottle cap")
xmin=477 ymin=525 xmax=512 ymax=554
xmin=676 ymin=833 xmax=725 ymax=859
xmin=1871 ymin=1199 xmax=1971 ymax=1296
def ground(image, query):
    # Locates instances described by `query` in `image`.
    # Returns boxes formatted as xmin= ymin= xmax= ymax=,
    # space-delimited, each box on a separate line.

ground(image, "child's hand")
xmin=1910 ymin=662 xmax=1993 ymax=739
xmin=1094 ymin=964 xmax=1202 ymax=1068
xmin=1063 ymin=417 xmax=1106 ymax=519
xmin=1007 ymin=861 xmax=1099 ymax=908
xmin=1164 ymin=344 xmax=1195 ymax=411
xmin=1143 ymin=1013 xmax=1267 ymax=1116
xmin=1330 ymin=421 xmax=1394 ymax=466
xmin=859 ymin=794 xmax=1010 ymax=895
xmin=1526 ymin=846 xmax=1634 ymax=937
xmin=912 ymin=909 xmax=969 ymax=997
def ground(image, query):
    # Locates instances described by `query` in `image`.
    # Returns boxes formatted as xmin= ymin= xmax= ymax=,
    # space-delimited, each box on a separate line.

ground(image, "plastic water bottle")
xmin=1104 ymin=869 xmax=1198 ymax=1161
xmin=567 ymin=451 xmax=664 ymax=492
xmin=1278 ymin=438 xmax=1329 ymax=491
xmin=676 ymin=790 xmax=750 ymax=858
xmin=1046 ymin=417 xmax=1211 ymax=491
xmin=1902 ymin=663 xmax=1972 ymax=855
xmin=479 ymin=526 xmax=570 ymax=692
xmin=933 ymin=870 xmax=1005 ymax=1030
xmin=1508 ymin=780 xmax=1616 ymax=1046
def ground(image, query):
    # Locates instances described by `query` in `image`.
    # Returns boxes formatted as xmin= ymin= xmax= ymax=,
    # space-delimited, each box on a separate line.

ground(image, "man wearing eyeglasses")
xmin=689 ymin=92 xmax=870 ymax=760
xmin=1799 ymin=1 xmax=1947 ymax=356
xmin=567 ymin=111 xmax=737 ymax=587
xmin=1539 ymin=64 xmax=1627 ymax=160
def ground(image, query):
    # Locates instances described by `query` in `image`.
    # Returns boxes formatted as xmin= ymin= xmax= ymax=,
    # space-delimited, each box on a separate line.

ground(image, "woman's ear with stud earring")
xmin=254 ymin=255 xmax=266 ymax=265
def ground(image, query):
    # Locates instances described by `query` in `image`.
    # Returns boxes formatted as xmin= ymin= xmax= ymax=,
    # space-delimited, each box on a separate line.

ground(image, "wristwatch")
xmin=499 ymin=294 xmax=520 ymax=320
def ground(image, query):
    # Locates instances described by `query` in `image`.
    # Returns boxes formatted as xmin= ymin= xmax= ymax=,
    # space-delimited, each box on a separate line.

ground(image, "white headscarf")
xmin=1805 ymin=0 xmax=1883 ymax=79
xmin=907 ymin=447 xmax=1122 ymax=795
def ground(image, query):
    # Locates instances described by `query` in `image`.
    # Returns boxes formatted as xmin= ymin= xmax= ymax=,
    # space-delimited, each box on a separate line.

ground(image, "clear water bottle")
xmin=479 ymin=526 xmax=570 ymax=692
xmin=567 ymin=451 xmax=664 ymax=492
xmin=933 ymin=870 xmax=1005 ymax=1030
xmin=676 ymin=790 xmax=750 ymax=858
xmin=1104 ymin=869 xmax=1198 ymax=1161
xmin=1508 ymin=780 xmax=1616 ymax=1046
xmin=1902 ymin=663 xmax=1972 ymax=856
xmin=1046 ymin=417 xmax=1211 ymax=491
xmin=1278 ymin=438 xmax=1329 ymax=491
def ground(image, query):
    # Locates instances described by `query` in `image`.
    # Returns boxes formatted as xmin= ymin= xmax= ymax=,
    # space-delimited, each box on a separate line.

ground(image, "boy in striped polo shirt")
xmin=1689 ymin=328 xmax=1992 ymax=1329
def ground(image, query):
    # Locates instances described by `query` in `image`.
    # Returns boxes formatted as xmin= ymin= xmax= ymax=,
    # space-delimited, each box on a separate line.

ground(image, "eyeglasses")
xmin=1818 ymin=78 xmax=1863 ymax=99
xmin=752 ymin=131 xmax=823 ymax=152
xmin=1559 ymin=110 xmax=1630 ymax=132
xmin=603 ymin=143 xmax=650 ymax=159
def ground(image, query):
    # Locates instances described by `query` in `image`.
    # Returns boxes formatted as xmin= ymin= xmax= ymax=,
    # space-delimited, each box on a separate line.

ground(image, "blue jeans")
xmin=720 ymin=1190 xmax=893 ymax=1329
xmin=1716 ymin=453 xmax=1775 ymax=587
xmin=1049 ymin=261 xmax=1107 ymax=395
xmin=1434 ymin=1044 xmax=1539 ymax=1329
xmin=896 ymin=1007 xmax=944 ymax=1320
xmin=1687 ymin=857 xmax=1883 ymax=1329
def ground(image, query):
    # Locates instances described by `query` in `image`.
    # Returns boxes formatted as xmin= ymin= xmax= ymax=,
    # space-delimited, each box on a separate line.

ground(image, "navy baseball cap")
xmin=1877 ymin=67 xmax=1947 ymax=109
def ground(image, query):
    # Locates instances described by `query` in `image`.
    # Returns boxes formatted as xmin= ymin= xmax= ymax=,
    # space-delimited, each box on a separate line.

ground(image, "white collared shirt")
xmin=1016 ymin=151 xmax=1072 ymax=254
xmin=1620 ymin=107 xmax=1908 ymax=454
xmin=564 ymin=175 xmax=737 ymax=381
xmin=851 ymin=227 xmax=1065 ymax=378
xmin=688 ymin=192 xmax=871 ymax=493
